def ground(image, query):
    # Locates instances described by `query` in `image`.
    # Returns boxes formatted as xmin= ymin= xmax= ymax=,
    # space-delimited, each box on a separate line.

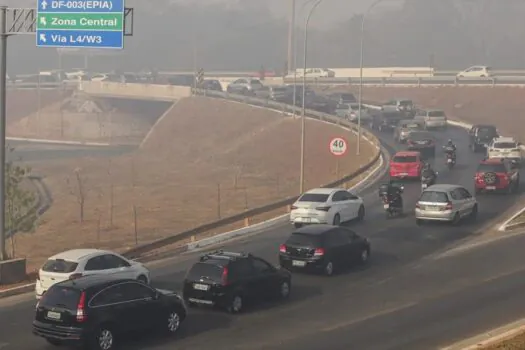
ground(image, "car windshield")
xmin=40 ymin=286 xmax=81 ymax=309
xmin=286 ymin=233 xmax=322 ymax=246
xmin=428 ymin=111 xmax=445 ymax=117
xmin=392 ymin=155 xmax=417 ymax=163
xmin=493 ymin=142 xmax=517 ymax=149
xmin=478 ymin=127 xmax=496 ymax=136
xmin=477 ymin=163 xmax=506 ymax=173
xmin=250 ymin=80 xmax=262 ymax=86
xmin=409 ymin=132 xmax=433 ymax=141
xmin=186 ymin=262 xmax=224 ymax=282
xmin=42 ymin=259 xmax=78 ymax=273
xmin=298 ymin=193 xmax=329 ymax=202
xmin=419 ymin=191 xmax=449 ymax=203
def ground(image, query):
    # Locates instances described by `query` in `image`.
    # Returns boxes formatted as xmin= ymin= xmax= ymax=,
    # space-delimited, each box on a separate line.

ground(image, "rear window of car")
xmin=186 ymin=262 xmax=224 ymax=281
xmin=341 ymin=93 xmax=356 ymax=102
xmin=399 ymin=100 xmax=412 ymax=106
xmin=42 ymin=259 xmax=78 ymax=273
xmin=428 ymin=111 xmax=445 ymax=117
xmin=402 ymin=123 xmax=421 ymax=129
xmin=493 ymin=142 xmax=517 ymax=149
xmin=40 ymin=286 xmax=81 ymax=309
xmin=298 ymin=193 xmax=329 ymax=202
xmin=286 ymin=233 xmax=322 ymax=246
xmin=392 ymin=155 xmax=417 ymax=163
xmin=477 ymin=163 xmax=506 ymax=173
xmin=419 ymin=191 xmax=449 ymax=203
xmin=409 ymin=132 xmax=433 ymax=141
xmin=272 ymin=87 xmax=287 ymax=92
xmin=250 ymin=80 xmax=263 ymax=85
xmin=478 ymin=126 xmax=496 ymax=135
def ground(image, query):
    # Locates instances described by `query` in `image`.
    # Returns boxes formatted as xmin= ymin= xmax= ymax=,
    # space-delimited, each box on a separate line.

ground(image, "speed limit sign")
xmin=329 ymin=137 xmax=348 ymax=156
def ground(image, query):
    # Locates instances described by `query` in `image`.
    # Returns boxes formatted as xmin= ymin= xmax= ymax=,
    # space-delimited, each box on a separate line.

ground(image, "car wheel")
xmin=227 ymin=295 xmax=243 ymax=313
xmin=333 ymin=213 xmax=341 ymax=226
xmin=451 ymin=212 xmax=461 ymax=226
xmin=279 ymin=280 xmax=291 ymax=299
xmin=166 ymin=309 xmax=183 ymax=334
xmin=469 ymin=205 xmax=478 ymax=221
xmin=359 ymin=248 xmax=370 ymax=264
xmin=46 ymin=339 xmax=63 ymax=346
xmin=357 ymin=205 xmax=365 ymax=221
xmin=92 ymin=326 xmax=115 ymax=350
xmin=324 ymin=261 xmax=335 ymax=276
xmin=294 ymin=223 xmax=303 ymax=228
xmin=137 ymin=275 xmax=148 ymax=284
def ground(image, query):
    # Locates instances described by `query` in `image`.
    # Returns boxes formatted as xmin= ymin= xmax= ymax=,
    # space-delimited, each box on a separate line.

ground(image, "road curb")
xmin=441 ymin=317 xmax=525 ymax=350
xmin=0 ymin=283 xmax=35 ymax=299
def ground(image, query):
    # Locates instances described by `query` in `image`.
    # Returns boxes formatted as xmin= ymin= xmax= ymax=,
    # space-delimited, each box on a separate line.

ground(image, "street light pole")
xmin=357 ymin=0 xmax=382 ymax=156
xmin=300 ymin=0 xmax=323 ymax=194
xmin=0 ymin=6 xmax=7 ymax=260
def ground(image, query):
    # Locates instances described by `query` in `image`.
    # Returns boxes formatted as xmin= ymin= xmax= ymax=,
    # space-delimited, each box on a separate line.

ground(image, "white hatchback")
xmin=290 ymin=188 xmax=365 ymax=228
xmin=35 ymin=249 xmax=150 ymax=299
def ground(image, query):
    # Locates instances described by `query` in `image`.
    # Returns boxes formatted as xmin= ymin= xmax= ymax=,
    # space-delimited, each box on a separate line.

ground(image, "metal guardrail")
xmin=121 ymin=90 xmax=382 ymax=259
xmin=281 ymin=76 xmax=525 ymax=86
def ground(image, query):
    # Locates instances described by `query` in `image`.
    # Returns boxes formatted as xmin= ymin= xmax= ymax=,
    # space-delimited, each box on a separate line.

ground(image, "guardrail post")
xmin=381 ymin=78 xmax=386 ymax=86
xmin=347 ymin=77 xmax=351 ymax=86
xmin=417 ymin=78 xmax=421 ymax=87
xmin=491 ymin=78 xmax=496 ymax=87
xmin=244 ymin=217 xmax=250 ymax=227
xmin=454 ymin=77 xmax=458 ymax=87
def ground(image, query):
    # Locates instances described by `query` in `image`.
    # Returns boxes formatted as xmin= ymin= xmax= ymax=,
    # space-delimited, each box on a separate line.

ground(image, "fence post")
xmin=133 ymin=205 xmax=138 ymax=245
xmin=217 ymin=183 xmax=221 ymax=219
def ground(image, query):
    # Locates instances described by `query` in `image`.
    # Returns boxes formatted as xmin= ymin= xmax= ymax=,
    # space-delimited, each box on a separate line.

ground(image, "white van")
xmin=414 ymin=109 xmax=447 ymax=130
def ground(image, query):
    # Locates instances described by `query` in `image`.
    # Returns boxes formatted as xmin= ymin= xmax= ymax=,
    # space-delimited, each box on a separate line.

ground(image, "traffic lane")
xmin=266 ymin=233 xmax=525 ymax=350
xmin=0 ymin=126 xmax=518 ymax=349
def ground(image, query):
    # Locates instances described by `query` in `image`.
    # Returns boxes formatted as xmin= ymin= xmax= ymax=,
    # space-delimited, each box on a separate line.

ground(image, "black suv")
xmin=33 ymin=275 xmax=186 ymax=350
xmin=279 ymin=225 xmax=371 ymax=276
xmin=469 ymin=124 xmax=499 ymax=152
xmin=183 ymin=250 xmax=291 ymax=313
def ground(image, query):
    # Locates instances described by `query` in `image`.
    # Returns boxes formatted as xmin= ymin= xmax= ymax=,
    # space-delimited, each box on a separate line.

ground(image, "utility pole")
xmin=287 ymin=0 xmax=296 ymax=74
xmin=0 ymin=6 xmax=7 ymax=260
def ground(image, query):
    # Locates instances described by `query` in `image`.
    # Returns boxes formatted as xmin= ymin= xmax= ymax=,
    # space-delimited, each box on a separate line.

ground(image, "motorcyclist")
xmin=385 ymin=179 xmax=403 ymax=209
xmin=443 ymin=139 xmax=457 ymax=161
xmin=421 ymin=163 xmax=437 ymax=186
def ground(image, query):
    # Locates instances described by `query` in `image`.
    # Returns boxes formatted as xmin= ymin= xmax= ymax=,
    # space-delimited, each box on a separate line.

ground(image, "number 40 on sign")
xmin=329 ymin=137 xmax=348 ymax=156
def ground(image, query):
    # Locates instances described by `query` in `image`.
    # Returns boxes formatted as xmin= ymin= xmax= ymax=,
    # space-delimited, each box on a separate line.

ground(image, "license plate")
xmin=400 ymin=172 xmax=408 ymax=176
xmin=422 ymin=184 xmax=428 ymax=189
xmin=193 ymin=283 xmax=210 ymax=291
xmin=383 ymin=204 xmax=389 ymax=209
xmin=292 ymin=260 xmax=306 ymax=267
xmin=427 ymin=206 xmax=440 ymax=211
xmin=447 ymin=158 xmax=453 ymax=163
xmin=486 ymin=186 xmax=496 ymax=190
xmin=302 ymin=217 xmax=311 ymax=223
xmin=46 ymin=311 xmax=61 ymax=320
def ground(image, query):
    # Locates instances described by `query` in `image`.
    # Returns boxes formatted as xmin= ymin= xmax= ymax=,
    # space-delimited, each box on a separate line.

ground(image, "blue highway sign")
xmin=36 ymin=0 xmax=125 ymax=49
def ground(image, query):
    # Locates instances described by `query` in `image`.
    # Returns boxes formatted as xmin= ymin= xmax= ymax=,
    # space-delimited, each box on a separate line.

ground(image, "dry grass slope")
xmin=12 ymin=96 xmax=377 ymax=271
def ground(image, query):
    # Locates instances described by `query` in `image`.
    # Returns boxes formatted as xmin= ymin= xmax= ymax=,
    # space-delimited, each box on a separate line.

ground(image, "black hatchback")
xmin=182 ymin=250 xmax=292 ymax=313
xmin=279 ymin=225 xmax=371 ymax=276
xmin=33 ymin=275 xmax=187 ymax=350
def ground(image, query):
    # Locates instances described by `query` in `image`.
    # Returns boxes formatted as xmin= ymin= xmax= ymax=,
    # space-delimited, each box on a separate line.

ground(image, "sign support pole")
xmin=0 ymin=6 xmax=7 ymax=260
xmin=336 ymin=158 xmax=339 ymax=180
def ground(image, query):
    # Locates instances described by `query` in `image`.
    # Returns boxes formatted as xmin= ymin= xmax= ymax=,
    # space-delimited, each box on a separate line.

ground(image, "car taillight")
xmin=76 ymin=291 xmax=87 ymax=322
xmin=291 ymin=206 xmax=298 ymax=210
xmin=221 ymin=267 xmax=229 ymax=286
xmin=415 ymin=203 xmax=420 ymax=209
xmin=315 ymin=206 xmax=331 ymax=212
xmin=314 ymin=248 xmax=325 ymax=256
xmin=279 ymin=244 xmax=287 ymax=253
xmin=69 ymin=273 xmax=83 ymax=280
xmin=444 ymin=202 xmax=453 ymax=210
xmin=407 ymin=140 xmax=414 ymax=145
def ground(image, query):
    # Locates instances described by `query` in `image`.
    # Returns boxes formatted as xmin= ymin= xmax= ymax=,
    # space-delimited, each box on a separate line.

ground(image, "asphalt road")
xmin=0 ymin=126 xmax=522 ymax=350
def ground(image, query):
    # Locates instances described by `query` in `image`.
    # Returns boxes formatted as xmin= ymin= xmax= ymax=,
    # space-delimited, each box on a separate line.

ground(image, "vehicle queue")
xmin=30 ymin=94 xmax=522 ymax=350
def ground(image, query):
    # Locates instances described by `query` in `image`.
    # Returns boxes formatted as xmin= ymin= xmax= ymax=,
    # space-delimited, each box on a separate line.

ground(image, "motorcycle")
xmin=421 ymin=171 xmax=438 ymax=191
xmin=445 ymin=152 xmax=456 ymax=169
xmin=381 ymin=186 xmax=404 ymax=218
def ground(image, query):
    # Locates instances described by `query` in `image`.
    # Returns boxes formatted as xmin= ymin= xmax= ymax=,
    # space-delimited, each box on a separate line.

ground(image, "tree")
xmin=67 ymin=168 xmax=86 ymax=223
xmin=5 ymin=154 xmax=38 ymax=258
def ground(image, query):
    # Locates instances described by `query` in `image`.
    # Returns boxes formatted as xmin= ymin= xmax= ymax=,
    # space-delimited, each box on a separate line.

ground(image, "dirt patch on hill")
xmin=10 ymin=96 xmax=378 ymax=271
xmin=322 ymin=86 xmax=525 ymax=141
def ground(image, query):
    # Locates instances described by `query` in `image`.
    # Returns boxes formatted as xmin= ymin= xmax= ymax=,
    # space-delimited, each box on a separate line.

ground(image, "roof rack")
xmin=199 ymin=250 xmax=252 ymax=262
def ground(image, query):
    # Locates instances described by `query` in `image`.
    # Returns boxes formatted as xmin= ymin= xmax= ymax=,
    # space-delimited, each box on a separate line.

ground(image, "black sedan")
xmin=279 ymin=225 xmax=371 ymax=276
xmin=406 ymin=131 xmax=436 ymax=158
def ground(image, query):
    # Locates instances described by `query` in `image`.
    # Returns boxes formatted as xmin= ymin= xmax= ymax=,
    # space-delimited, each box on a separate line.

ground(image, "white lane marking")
xmin=321 ymin=302 xmax=418 ymax=332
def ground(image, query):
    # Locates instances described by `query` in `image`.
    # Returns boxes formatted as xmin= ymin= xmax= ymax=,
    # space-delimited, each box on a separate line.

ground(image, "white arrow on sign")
xmin=39 ymin=33 xmax=46 ymax=43
xmin=41 ymin=0 xmax=48 ymax=10
xmin=329 ymin=137 xmax=348 ymax=156
xmin=39 ymin=16 xmax=47 ymax=26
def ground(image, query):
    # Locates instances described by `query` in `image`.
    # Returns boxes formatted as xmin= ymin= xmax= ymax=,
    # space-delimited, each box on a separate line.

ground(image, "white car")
xmin=456 ymin=66 xmax=492 ymax=78
xmin=292 ymin=68 xmax=335 ymax=78
xmin=35 ymin=249 xmax=150 ymax=299
xmin=290 ymin=188 xmax=365 ymax=228
xmin=487 ymin=136 xmax=522 ymax=164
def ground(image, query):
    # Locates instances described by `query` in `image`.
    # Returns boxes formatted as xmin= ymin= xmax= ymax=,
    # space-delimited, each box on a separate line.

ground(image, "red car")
xmin=474 ymin=158 xmax=520 ymax=194
xmin=389 ymin=151 xmax=424 ymax=180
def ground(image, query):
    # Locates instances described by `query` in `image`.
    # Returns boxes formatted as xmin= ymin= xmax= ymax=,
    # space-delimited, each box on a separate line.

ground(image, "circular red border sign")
xmin=329 ymin=137 xmax=348 ymax=156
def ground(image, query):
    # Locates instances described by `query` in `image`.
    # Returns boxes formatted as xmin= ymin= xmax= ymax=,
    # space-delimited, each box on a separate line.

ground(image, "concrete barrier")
xmin=79 ymin=81 xmax=192 ymax=101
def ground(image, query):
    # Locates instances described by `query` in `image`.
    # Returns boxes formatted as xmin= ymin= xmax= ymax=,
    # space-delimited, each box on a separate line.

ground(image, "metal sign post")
xmin=0 ymin=4 xmax=134 ymax=260
xmin=329 ymin=137 xmax=348 ymax=182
